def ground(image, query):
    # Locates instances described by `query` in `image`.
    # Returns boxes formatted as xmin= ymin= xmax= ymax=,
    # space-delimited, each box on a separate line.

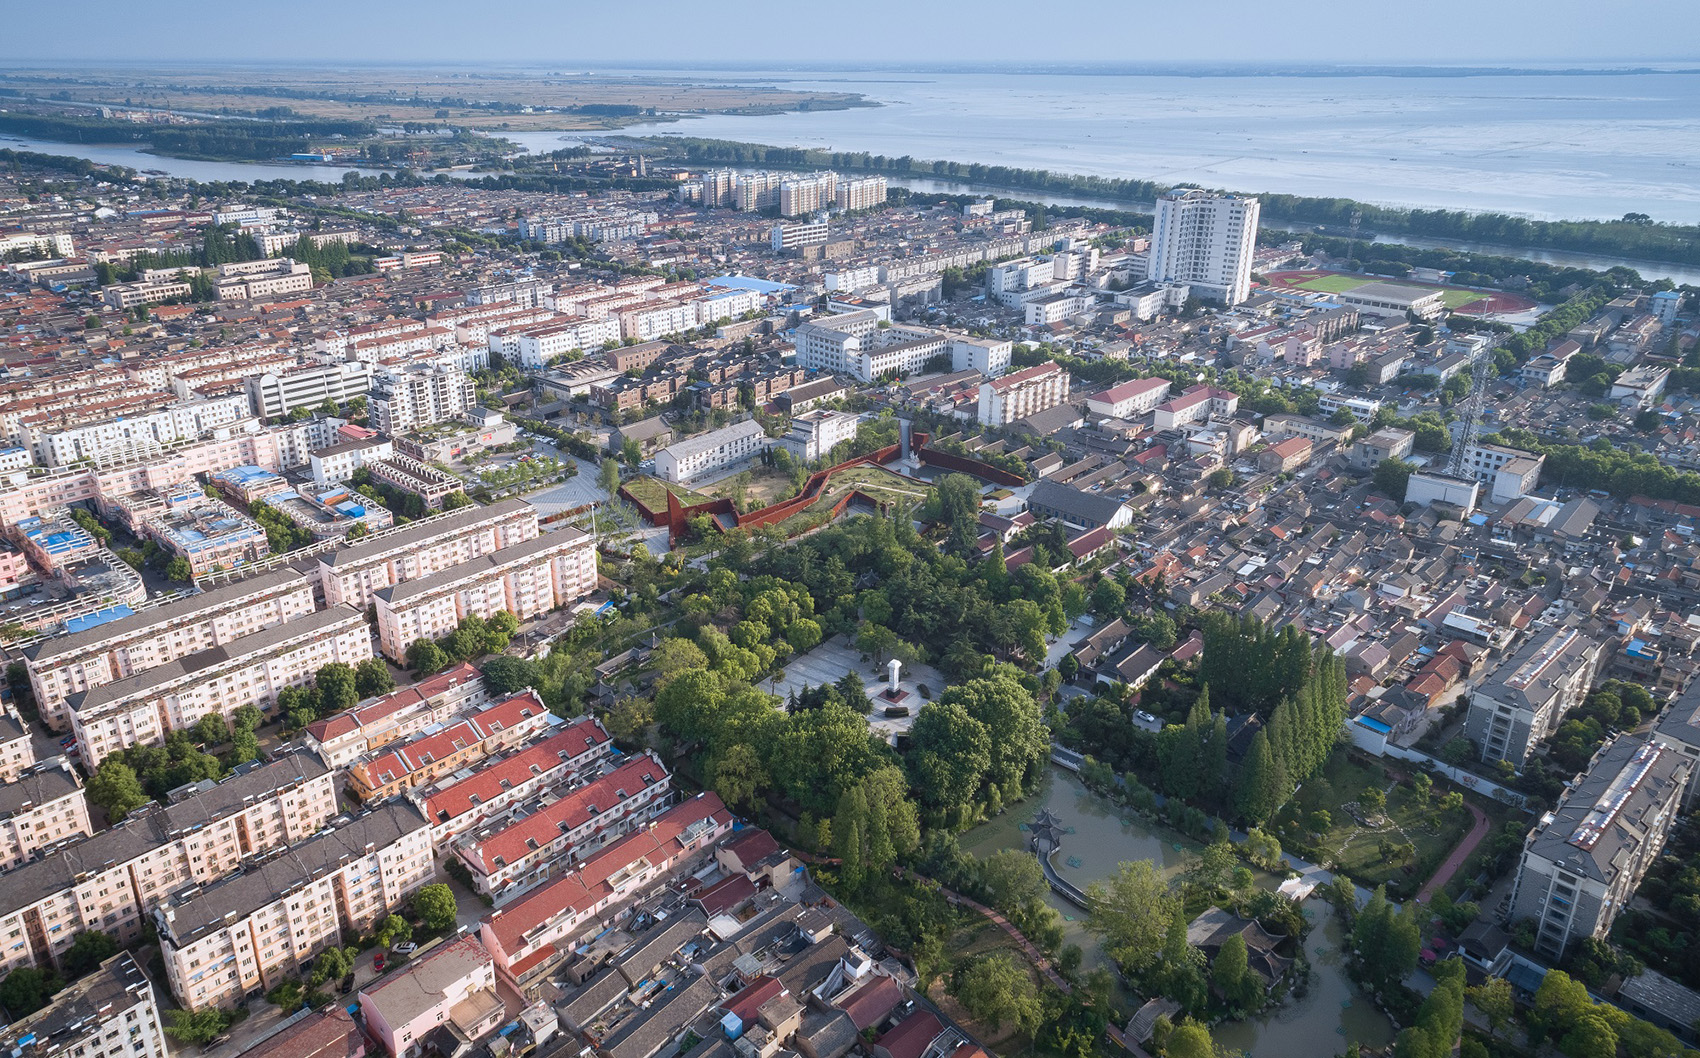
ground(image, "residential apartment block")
xmin=0 ymin=753 xmax=336 ymax=978
xmin=454 ymin=751 xmax=672 ymax=903
xmin=349 ymin=690 xmax=557 ymax=802
xmin=1508 ymin=736 xmax=1690 ymax=961
xmin=70 ymin=605 xmax=373 ymax=766
xmin=654 ymin=420 xmax=768 ymax=484
xmin=1154 ymin=385 xmax=1240 ymax=430
xmin=24 ymin=394 xmax=251 ymax=468
xmin=25 ymin=568 xmax=317 ymax=730
xmin=359 ymin=936 xmax=503 ymax=1058
xmin=414 ymin=715 xmax=613 ymax=842
xmin=977 ymin=361 xmax=1069 ymax=427
xmin=369 ymin=364 xmax=476 ymax=437
xmin=305 ymin=661 xmax=486 ymax=768
xmin=155 ymin=801 xmax=434 ymax=1010
xmin=1148 ymin=189 xmax=1260 ymax=306
xmin=479 ymin=792 xmax=732 ymax=986
xmin=1084 ymin=378 xmax=1171 ymax=420
xmin=0 ymin=709 xmax=36 ymax=783
xmin=0 ymin=953 xmax=168 ymax=1058
xmin=1466 ymin=625 xmax=1602 ymax=765
xmin=372 ymin=529 xmax=596 ymax=661
xmin=246 ymin=362 xmax=373 ymax=421
xmin=0 ymin=758 xmax=92 ymax=870
xmin=316 ymin=499 xmax=539 ymax=611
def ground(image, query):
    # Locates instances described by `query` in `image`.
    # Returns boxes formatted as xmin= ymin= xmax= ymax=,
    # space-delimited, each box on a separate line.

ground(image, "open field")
xmin=0 ymin=67 xmax=871 ymax=133
xmin=818 ymin=465 xmax=932 ymax=508
xmin=1263 ymin=269 xmax=1537 ymax=314
xmin=621 ymin=475 xmax=712 ymax=511
xmin=701 ymin=466 xmax=798 ymax=509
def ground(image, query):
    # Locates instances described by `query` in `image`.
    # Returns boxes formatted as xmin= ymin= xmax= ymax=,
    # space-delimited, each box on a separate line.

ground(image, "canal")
xmin=960 ymin=766 xmax=1395 ymax=1058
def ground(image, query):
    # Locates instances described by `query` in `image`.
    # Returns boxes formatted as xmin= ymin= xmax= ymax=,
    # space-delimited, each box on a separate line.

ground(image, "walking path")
xmin=1416 ymin=803 xmax=1491 ymax=904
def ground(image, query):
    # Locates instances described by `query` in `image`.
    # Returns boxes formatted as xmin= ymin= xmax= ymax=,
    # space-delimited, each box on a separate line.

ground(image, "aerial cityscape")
xmin=1 ymin=5 xmax=1700 ymax=1058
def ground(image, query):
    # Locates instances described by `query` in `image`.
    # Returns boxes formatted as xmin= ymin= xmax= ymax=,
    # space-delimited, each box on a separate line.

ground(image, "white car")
xmin=391 ymin=941 xmax=418 ymax=955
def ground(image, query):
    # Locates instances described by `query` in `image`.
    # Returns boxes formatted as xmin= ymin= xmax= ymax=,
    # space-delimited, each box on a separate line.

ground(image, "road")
xmin=1416 ymin=803 xmax=1492 ymax=904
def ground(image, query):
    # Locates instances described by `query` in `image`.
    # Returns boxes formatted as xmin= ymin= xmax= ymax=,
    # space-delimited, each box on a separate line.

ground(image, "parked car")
xmin=373 ymin=953 xmax=386 ymax=972
xmin=391 ymin=941 xmax=417 ymax=955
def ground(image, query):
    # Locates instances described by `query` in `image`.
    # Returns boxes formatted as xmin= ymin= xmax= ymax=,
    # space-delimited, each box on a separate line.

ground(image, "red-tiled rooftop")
xmin=358 ymin=690 xmax=547 ymax=788
xmin=308 ymin=662 xmax=480 ymax=743
xmin=464 ymin=752 xmax=666 ymax=872
xmin=422 ymin=717 xmax=610 ymax=826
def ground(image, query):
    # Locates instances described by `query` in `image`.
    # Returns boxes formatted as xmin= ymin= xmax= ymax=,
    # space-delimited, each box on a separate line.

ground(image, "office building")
xmin=780 ymin=409 xmax=861 ymax=463
xmin=371 ymin=529 xmax=597 ymax=661
xmin=0 ymin=954 xmax=167 ymax=1058
xmin=654 ymin=420 xmax=769 ymax=483
xmin=1466 ymin=625 xmax=1601 ymax=765
xmin=1148 ymin=189 xmax=1261 ymax=306
xmin=1508 ymin=736 xmax=1690 ymax=961
xmin=214 ymin=259 xmax=313 ymax=301
xmin=246 ymin=362 xmax=373 ymax=421
xmin=155 ymin=801 xmax=434 ymax=1010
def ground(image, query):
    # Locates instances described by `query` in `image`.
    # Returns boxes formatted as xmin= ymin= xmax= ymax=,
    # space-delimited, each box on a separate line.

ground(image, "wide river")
xmin=960 ymin=765 xmax=1395 ymax=1058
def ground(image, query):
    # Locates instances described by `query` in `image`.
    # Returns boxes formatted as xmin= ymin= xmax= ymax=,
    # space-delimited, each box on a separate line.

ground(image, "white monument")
xmin=887 ymin=658 xmax=902 ymax=697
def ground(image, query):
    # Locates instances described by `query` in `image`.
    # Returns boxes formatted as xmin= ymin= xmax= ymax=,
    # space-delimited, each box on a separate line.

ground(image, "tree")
xmin=355 ymin=657 xmax=395 ymax=699
xmin=598 ymin=457 xmax=622 ymax=498
xmin=1234 ymin=730 xmax=1284 ymax=825
xmin=61 ymin=930 xmax=119 ymax=979
xmin=1373 ymin=457 xmax=1417 ymax=501
xmin=933 ymin=473 xmax=983 ymax=555
xmin=407 ymin=638 xmax=449 ymax=675
xmin=164 ymin=557 xmax=193 ymax=583
xmin=165 ymin=1009 xmax=229 ymax=1045
xmin=786 ymin=618 xmax=823 ymax=654
xmin=0 ymin=967 xmax=59 ymax=1017
xmin=193 ymin=712 xmax=229 ymax=745
xmin=315 ymin=661 xmax=359 ymax=715
xmin=86 ymin=760 xmax=150 ymax=822
xmin=480 ymin=655 xmax=542 ymax=696
xmin=308 ymin=946 xmax=356 ymax=986
xmin=1212 ymin=933 xmax=1257 ymax=1009
xmin=954 ymin=952 xmax=1043 ymax=1035
xmin=905 ymin=701 xmax=991 ymax=819
xmin=375 ymin=914 xmax=412 ymax=947
xmin=1087 ymin=860 xmax=1178 ymax=974
xmin=711 ymin=743 xmax=766 ymax=811
xmin=1091 ymin=577 xmax=1126 ymax=616
xmin=981 ymin=849 xmax=1047 ymax=913
xmin=1469 ymin=977 xmax=1515 ymax=1038
xmin=1164 ymin=1019 xmax=1217 ymax=1058
xmin=649 ymin=638 xmax=709 ymax=687
xmin=1353 ymin=885 xmax=1421 ymax=995
xmin=1560 ymin=1014 xmax=1618 ymax=1058
xmin=412 ymin=883 xmax=457 ymax=931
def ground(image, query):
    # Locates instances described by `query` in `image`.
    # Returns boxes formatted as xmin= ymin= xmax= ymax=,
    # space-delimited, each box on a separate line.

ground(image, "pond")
xmin=960 ymin=766 xmax=1395 ymax=1058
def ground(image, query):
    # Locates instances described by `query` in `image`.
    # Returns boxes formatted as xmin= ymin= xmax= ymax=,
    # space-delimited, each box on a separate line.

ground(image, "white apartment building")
xmin=978 ymin=361 xmax=1070 ymax=426
xmin=1085 ymin=377 xmax=1172 ymax=419
xmin=101 ymin=280 xmax=192 ymax=311
xmin=309 ymin=436 xmax=393 ymax=486
xmin=215 ymin=259 xmax=313 ymax=301
xmin=1461 ymin=442 xmax=1546 ymax=504
xmin=0 ymin=231 xmax=74 ymax=257
xmin=315 ymin=319 xmax=428 ymax=359
xmin=1148 ymin=189 xmax=1261 ymax=306
xmin=0 ymin=953 xmax=168 ymax=1058
xmin=372 ymin=529 xmax=597 ymax=661
xmin=1466 ymin=625 xmax=1601 ymax=765
xmin=155 ymin=801 xmax=434 ymax=1010
xmin=1025 ymin=291 xmax=1096 ymax=325
xmin=0 ymin=753 xmax=337 ymax=978
xmin=246 ymin=362 xmax=373 ymax=420
xmin=0 ymin=758 xmax=91 ymax=870
xmin=950 ymin=336 xmax=1013 ymax=377
xmin=24 ymin=395 xmax=252 ymax=467
xmin=70 ymin=605 xmax=374 ymax=766
xmin=771 ymin=221 xmax=830 ymax=253
xmin=1153 ymin=385 xmax=1241 ymax=430
xmin=836 ymin=175 xmax=888 ymax=212
xmin=734 ymin=171 xmax=782 ymax=212
xmin=467 ymin=279 xmax=552 ymax=309
xmin=780 ymin=409 xmax=861 ymax=463
xmin=654 ymin=420 xmax=769 ymax=484
xmin=618 ymin=300 xmax=698 ymax=343
xmin=369 ymin=363 xmax=476 ymax=437
xmin=779 ymin=172 xmax=835 ymax=217
xmin=316 ymin=498 xmax=540 ymax=611
xmin=0 ymin=709 xmax=35 ymax=783
xmin=24 ymin=568 xmax=317 ymax=730
xmin=513 ymin=317 xmax=621 ymax=369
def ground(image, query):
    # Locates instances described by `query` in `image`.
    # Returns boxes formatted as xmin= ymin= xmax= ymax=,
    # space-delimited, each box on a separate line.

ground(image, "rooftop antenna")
xmin=1445 ymin=338 xmax=1496 ymax=479
xmin=1345 ymin=209 xmax=1363 ymax=273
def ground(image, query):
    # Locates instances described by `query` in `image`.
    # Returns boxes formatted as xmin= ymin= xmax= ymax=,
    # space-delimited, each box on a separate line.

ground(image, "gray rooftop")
xmin=1655 ymin=684 xmax=1700 ymax=751
xmin=657 ymin=420 xmax=766 ymax=463
xmin=71 ymin=605 xmax=367 ymax=717
xmin=0 ymin=760 xmax=82 ymax=821
xmin=358 ymin=936 xmax=494 ymax=1033
xmin=26 ymin=568 xmax=309 ymax=663
xmin=1027 ymin=478 xmax=1129 ymax=528
xmin=1525 ymin=736 xmax=1690 ymax=884
xmin=0 ymin=953 xmax=154 ymax=1054
xmin=372 ymin=527 xmax=588 ymax=607
xmin=1477 ymin=625 xmax=1598 ymax=715
xmin=0 ymin=753 xmax=330 ymax=919
xmin=158 ymin=800 xmax=429 ymax=944
xmin=319 ymin=499 xmax=531 ymax=569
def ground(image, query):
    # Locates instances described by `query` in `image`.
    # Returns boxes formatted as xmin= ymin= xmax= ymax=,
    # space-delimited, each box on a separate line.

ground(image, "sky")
xmin=7 ymin=0 xmax=1700 ymax=65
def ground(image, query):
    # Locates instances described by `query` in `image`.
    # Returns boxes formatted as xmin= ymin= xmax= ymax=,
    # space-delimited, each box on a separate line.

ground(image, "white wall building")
xmin=1148 ymin=189 xmax=1261 ymax=306
xmin=655 ymin=420 xmax=769 ymax=483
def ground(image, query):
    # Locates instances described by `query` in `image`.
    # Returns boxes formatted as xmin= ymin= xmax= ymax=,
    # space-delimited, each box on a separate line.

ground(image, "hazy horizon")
xmin=8 ymin=0 xmax=1700 ymax=66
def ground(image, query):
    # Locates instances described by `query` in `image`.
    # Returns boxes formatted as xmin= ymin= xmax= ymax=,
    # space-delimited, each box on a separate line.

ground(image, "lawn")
xmin=620 ymin=475 xmax=711 ymax=511
xmin=702 ymin=466 xmax=799 ymax=509
xmin=1437 ymin=288 xmax=1487 ymax=309
xmin=1291 ymin=274 xmax=1375 ymax=294
xmin=1285 ymin=749 xmax=1478 ymax=898
xmin=819 ymin=465 xmax=932 ymax=508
